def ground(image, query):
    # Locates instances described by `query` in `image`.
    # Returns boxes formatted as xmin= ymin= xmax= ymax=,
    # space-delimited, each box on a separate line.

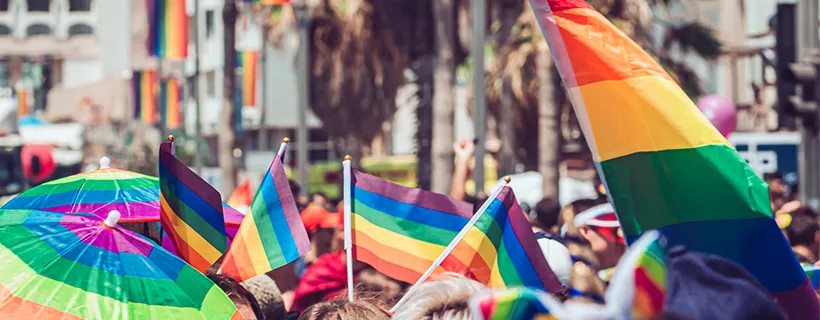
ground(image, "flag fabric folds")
xmin=132 ymin=70 xmax=158 ymax=124
xmin=442 ymin=186 xmax=563 ymax=292
xmin=469 ymin=287 xmax=558 ymax=320
xmin=158 ymin=141 xmax=228 ymax=272
xmin=221 ymin=152 xmax=310 ymax=282
xmin=348 ymin=170 xmax=474 ymax=284
xmin=160 ymin=78 xmax=182 ymax=129
xmin=530 ymin=0 xmax=819 ymax=317
xmin=147 ymin=0 xmax=188 ymax=60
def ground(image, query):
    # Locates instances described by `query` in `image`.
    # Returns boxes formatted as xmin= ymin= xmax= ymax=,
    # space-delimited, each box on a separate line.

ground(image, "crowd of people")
xmin=198 ymin=142 xmax=819 ymax=320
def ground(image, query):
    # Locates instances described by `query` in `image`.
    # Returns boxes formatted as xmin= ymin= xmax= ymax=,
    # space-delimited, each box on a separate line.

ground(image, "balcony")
xmin=0 ymin=0 xmax=98 ymax=58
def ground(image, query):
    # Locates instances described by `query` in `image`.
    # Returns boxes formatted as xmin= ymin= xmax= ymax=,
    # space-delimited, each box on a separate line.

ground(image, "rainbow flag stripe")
xmin=446 ymin=186 xmax=562 ymax=292
xmin=158 ymin=141 xmax=228 ymax=272
xmin=804 ymin=264 xmax=820 ymax=290
xmin=160 ymin=78 xmax=182 ymax=129
xmin=221 ymin=153 xmax=310 ymax=282
xmin=148 ymin=0 xmax=188 ymax=60
xmin=133 ymin=70 xmax=158 ymax=124
xmin=16 ymin=87 xmax=28 ymax=117
xmin=244 ymin=0 xmax=291 ymax=4
xmin=237 ymin=51 xmax=259 ymax=108
xmin=349 ymin=170 xmax=475 ymax=284
xmin=530 ymin=0 xmax=819 ymax=317
xmin=472 ymin=288 xmax=556 ymax=320
xmin=631 ymin=234 xmax=666 ymax=319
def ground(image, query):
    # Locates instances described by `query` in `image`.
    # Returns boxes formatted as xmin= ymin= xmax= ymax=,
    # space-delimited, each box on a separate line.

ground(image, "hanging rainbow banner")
xmin=16 ymin=87 xmax=28 ymax=118
xmin=237 ymin=51 xmax=259 ymax=108
xmin=147 ymin=0 xmax=189 ymax=60
xmin=243 ymin=0 xmax=291 ymax=4
xmin=132 ymin=70 xmax=158 ymax=124
xmin=160 ymin=78 xmax=183 ymax=129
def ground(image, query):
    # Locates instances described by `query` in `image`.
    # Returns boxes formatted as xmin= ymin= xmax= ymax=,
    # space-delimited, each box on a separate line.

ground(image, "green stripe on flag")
xmin=353 ymin=198 xmax=461 ymax=246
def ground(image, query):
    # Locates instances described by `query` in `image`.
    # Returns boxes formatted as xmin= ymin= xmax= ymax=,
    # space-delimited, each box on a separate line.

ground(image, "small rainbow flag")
xmin=158 ymin=140 xmax=228 ymax=272
xmin=220 ymin=148 xmax=310 ymax=282
xmin=442 ymin=186 xmax=563 ymax=291
xmin=348 ymin=170 xmax=474 ymax=284
xmin=470 ymin=288 xmax=558 ymax=320
xmin=132 ymin=70 xmax=158 ymax=124
xmin=160 ymin=78 xmax=183 ymax=129
xmin=147 ymin=0 xmax=188 ymax=60
xmin=16 ymin=87 xmax=28 ymax=117
xmin=237 ymin=51 xmax=259 ymax=108
xmin=530 ymin=0 xmax=818 ymax=317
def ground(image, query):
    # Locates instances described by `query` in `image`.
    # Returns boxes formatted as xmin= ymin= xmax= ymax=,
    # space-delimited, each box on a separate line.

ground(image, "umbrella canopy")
xmin=0 ymin=209 xmax=241 ymax=319
xmin=3 ymin=157 xmax=244 ymax=226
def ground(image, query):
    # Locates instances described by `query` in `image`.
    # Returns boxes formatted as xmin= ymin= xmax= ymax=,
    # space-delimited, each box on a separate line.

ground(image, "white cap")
xmin=104 ymin=210 xmax=121 ymax=228
xmin=573 ymin=203 xmax=619 ymax=228
xmin=99 ymin=156 xmax=111 ymax=169
xmin=538 ymin=238 xmax=572 ymax=287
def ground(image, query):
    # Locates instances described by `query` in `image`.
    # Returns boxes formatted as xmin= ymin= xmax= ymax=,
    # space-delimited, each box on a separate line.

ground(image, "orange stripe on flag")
xmin=552 ymin=8 xmax=671 ymax=87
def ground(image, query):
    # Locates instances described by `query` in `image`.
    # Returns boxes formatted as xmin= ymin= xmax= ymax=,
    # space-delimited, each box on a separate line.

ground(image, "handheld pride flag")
xmin=344 ymin=169 xmax=474 ymax=285
xmin=391 ymin=184 xmax=563 ymax=312
xmin=470 ymin=287 xmax=559 ymax=320
xmin=529 ymin=0 xmax=819 ymax=317
xmin=147 ymin=0 xmax=188 ymax=60
xmin=221 ymin=139 xmax=311 ymax=282
xmin=159 ymin=136 xmax=228 ymax=272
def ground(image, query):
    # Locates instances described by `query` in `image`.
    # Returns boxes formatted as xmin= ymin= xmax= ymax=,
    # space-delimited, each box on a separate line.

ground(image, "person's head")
xmin=536 ymin=233 xmax=572 ymax=289
xmin=207 ymin=273 xmax=263 ymax=319
xmin=301 ymin=206 xmax=330 ymax=235
xmin=534 ymin=198 xmax=561 ymax=233
xmin=472 ymin=191 xmax=489 ymax=213
xmin=572 ymin=202 xmax=625 ymax=269
xmin=764 ymin=172 xmax=787 ymax=203
xmin=785 ymin=208 xmax=820 ymax=251
xmin=311 ymin=192 xmax=328 ymax=207
xmin=297 ymin=299 xmax=390 ymax=320
xmin=391 ymin=273 xmax=486 ymax=320
xmin=355 ymin=268 xmax=403 ymax=304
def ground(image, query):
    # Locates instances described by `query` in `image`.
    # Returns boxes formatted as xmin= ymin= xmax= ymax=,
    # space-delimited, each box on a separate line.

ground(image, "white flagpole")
xmin=343 ymin=155 xmax=354 ymax=302
xmin=389 ymin=177 xmax=511 ymax=313
xmin=277 ymin=137 xmax=290 ymax=161
xmin=168 ymin=135 xmax=176 ymax=157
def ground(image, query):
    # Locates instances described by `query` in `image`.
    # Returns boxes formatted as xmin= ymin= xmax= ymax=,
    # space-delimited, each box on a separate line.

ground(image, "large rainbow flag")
xmin=160 ymin=78 xmax=182 ymax=129
xmin=158 ymin=140 xmax=228 ymax=272
xmin=220 ymin=152 xmax=310 ymax=282
xmin=530 ymin=0 xmax=819 ymax=317
xmin=237 ymin=51 xmax=259 ymax=108
xmin=440 ymin=186 xmax=562 ymax=291
xmin=133 ymin=70 xmax=158 ymax=124
xmin=147 ymin=0 xmax=188 ymax=60
xmin=348 ymin=170 xmax=475 ymax=284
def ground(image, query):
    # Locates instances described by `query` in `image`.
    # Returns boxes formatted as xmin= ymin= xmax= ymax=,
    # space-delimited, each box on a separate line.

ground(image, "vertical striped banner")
xmin=148 ymin=0 xmax=189 ymax=60
xmin=237 ymin=51 xmax=259 ymax=108
xmin=16 ymin=87 xmax=28 ymax=118
xmin=160 ymin=78 xmax=182 ymax=129
xmin=132 ymin=70 xmax=159 ymax=124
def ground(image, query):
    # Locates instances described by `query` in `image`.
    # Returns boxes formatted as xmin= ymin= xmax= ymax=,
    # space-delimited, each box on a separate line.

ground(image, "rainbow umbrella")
xmin=0 ymin=209 xmax=242 ymax=319
xmin=3 ymin=157 xmax=245 ymax=226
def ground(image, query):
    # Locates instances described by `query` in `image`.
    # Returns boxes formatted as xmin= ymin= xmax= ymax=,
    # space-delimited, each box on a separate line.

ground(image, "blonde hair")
xmin=391 ymin=273 xmax=486 ymax=320
xmin=297 ymin=299 xmax=390 ymax=320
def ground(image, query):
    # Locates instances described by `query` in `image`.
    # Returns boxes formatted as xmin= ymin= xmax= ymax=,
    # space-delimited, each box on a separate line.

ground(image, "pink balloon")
xmin=697 ymin=95 xmax=737 ymax=137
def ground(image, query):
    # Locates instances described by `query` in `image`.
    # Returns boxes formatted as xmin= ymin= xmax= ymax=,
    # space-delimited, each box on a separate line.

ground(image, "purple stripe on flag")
xmin=270 ymin=154 xmax=310 ymax=255
xmin=499 ymin=186 xmax=563 ymax=293
xmin=771 ymin=278 xmax=820 ymax=320
xmin=352 ymin=170 xmax=473 ymax=219
xmin=159 ymin=142 xmax=222 ymax=213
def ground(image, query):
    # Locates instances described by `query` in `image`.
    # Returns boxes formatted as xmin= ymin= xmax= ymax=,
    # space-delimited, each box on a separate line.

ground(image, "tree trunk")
xmin=414 ymin=56 xmax=435 ymax=191
xmin=430 ymin=0 xmax=457 ymax=195
xmin=220 ymin=0 xmax=238 ymax=194
xmin=537 ymin=42 xmax=560 ymax=203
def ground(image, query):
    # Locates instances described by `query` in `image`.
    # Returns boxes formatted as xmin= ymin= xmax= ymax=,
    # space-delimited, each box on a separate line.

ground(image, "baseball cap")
xmin=537 ymin=237 xmax=572 ymax=287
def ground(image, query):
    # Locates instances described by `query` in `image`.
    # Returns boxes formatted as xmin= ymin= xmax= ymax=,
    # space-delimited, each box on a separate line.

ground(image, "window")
xmin=206 ymin=71 xmax=216 ymax=98
xmin=0 ymin=25 xmax=10 ymax=36
xmin=205 ymin=10 xmax=215 ymax=39
xmin=0 ymin=0 xmax=9 ymax=11
xmin=68 ymin=0 xmax=91 ymax=12
xmin=26 ymin=24 xmax=51 ymax=36
xmin=68 ymin=24 xmax=93 ymax=37
xmin=27 ymin=0 xmax=49 ymax=12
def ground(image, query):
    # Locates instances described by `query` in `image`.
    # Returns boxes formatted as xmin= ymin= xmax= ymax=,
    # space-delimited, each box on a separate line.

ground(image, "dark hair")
xmin=297 ymin=299 xmax=390 ymax=320
xmin=763 ymin=172 xmax=783 ymax=182
xmin=207 ymin=274 xmax=263 ymax=319
xmin=289 ymin=179 xmax=302 ymax=197
xmin=569 ymin=198 xmax=603 ymax=216
xmin=785 ymin=210 xmax=819 ymax=247
xmin=534 ymin=198 xmax=561 ymax=230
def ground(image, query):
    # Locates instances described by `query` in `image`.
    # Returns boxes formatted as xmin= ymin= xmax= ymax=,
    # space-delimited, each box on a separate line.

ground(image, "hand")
xmin=453 ymin=140 xmax=475 ymax=160
xmin=780 ymin=200 xmax=803 ymax=214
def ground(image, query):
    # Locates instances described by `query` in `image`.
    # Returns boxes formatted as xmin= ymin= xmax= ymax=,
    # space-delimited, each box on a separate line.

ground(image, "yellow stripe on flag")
xmin=159 ymin=194 xmax=223 ymax=261
xmin=237 ymin=210 xmax=274 ymax=274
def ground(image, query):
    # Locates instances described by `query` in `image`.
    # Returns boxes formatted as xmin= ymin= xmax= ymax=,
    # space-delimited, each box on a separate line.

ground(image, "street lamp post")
xmin=295 ymin=1 xmax=310 ymax=196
